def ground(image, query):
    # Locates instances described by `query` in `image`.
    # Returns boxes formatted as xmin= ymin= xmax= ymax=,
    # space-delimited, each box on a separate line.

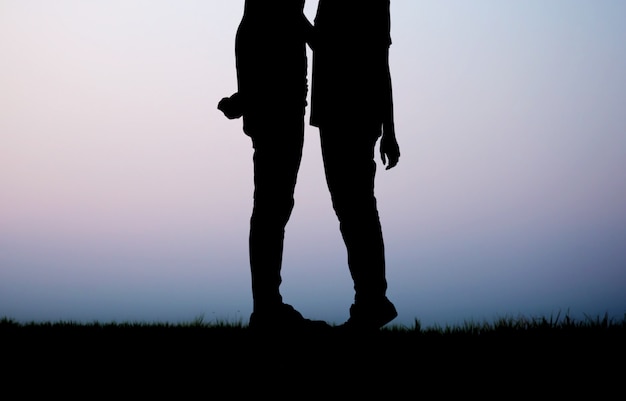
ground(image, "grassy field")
xmin=3 ymin=310 xmax=623 ymax=336
xmin=3 ymin=312 xmax=623 ymax=395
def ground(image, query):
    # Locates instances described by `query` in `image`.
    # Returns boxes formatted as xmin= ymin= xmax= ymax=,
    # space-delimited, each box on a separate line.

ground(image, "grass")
xmin=2 ymin=312 xmax=623 ymax=394
xmin=2 ymin=310 xmax=624 ymax=335
xmin=2 ymin=310 xmax=624 ymax=339
xmin=2 ymin=310 xmax=623 ymax=351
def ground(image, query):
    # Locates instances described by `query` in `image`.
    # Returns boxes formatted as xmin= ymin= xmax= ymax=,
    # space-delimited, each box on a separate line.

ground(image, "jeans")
xmin=247 ymin=113 xmax=305 ymax=311
xmin=319 ymin=123 xmax=388 ymax=304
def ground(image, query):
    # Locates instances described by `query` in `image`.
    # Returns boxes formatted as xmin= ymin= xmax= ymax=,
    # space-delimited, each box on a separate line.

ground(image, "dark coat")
xmin=235 ymin=0 xmax=309 ymax=135
xmin=310 ymin=0 xmax=392 ymax=129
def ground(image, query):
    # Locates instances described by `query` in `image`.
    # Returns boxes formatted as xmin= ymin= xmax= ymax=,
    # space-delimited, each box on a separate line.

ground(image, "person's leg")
xmin=248 ymin=116 xmax=304 ymax=313
xmin=320 ymin=124 xmax=397 ymax=329
xmin=247 ymin=116 xmax=331 ymax=332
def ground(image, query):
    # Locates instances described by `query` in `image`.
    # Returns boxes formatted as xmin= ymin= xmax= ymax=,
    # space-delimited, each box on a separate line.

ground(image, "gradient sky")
xmin=1 ymin=0 xmax=625 ymax=328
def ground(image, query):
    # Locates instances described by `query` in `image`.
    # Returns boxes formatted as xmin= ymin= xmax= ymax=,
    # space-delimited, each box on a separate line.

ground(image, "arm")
xmin=380 ymin=47 xmax=400 ymax=170
xmin=301 ymin=12 xmax=315 ymax=50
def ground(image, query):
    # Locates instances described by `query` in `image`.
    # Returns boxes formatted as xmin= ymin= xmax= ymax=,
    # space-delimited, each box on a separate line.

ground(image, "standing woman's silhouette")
xmin=218 ymin=1 xmax=328 ymax=331
xmin=310 ymin=0 xmax=400 ymax=331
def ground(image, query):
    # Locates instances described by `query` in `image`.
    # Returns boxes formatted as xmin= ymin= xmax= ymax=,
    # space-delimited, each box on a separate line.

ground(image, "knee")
xmin=252 ymin=197 xmax=295 ymax=225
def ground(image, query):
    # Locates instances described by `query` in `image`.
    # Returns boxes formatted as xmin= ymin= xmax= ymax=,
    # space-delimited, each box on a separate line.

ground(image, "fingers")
xmin=381 ymin=146 xmax=399 ymax=170
xmin=382 ymin=151 xmax=398 ymax=170
xmin=385 ymin=155 xmax=399 ymax=170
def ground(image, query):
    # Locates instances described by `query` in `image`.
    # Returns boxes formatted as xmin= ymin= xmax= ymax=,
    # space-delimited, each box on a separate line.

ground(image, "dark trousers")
xmin=319 ymin=124 xmax=388 ymax=305
xmin=247 ymin=114 xmax=305 ymax=311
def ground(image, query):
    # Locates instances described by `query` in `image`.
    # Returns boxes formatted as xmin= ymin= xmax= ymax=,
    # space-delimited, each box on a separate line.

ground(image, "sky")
xmin=1 ymin=0 xmax=625 ymax=329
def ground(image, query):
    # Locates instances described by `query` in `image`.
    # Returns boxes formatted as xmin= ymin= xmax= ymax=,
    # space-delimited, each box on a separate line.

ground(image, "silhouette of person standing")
xmin=310 ymin=0 xmax=400 ymax=330
xmin=218 ymin=1 xmax=328 ymax=331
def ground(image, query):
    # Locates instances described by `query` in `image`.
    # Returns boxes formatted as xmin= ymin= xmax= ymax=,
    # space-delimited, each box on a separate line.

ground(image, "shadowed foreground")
xmin=3 ymin=314 xmax=623 ymax=396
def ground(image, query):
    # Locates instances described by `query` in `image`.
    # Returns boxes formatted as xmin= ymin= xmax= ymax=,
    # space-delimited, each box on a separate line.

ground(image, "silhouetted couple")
xmin=218 ymin=0 xmax=400 ymax=333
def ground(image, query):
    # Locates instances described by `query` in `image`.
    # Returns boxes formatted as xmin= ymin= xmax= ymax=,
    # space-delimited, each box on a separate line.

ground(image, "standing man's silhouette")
xmin=218 ymin=1 xmax=328 ymax=331
xmin=310 ymin=0 xmax=400 ymax=330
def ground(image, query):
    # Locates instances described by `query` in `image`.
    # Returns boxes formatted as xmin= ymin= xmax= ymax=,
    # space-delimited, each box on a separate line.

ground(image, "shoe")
xmin=248 ymin=303 xmax=331 ymax=333
xmin=336 ymin=297 xmax=398 ymax=333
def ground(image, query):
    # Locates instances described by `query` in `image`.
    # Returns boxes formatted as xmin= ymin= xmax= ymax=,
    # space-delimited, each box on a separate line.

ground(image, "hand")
xmin=218 ymin=93 xmax=244 ymax=120
xmin=380 ymin=128 xmax=400 ymax=170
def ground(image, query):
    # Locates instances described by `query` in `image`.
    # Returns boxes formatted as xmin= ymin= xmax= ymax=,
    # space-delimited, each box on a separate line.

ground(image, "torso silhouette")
xmin=310 ymin=0 xmax=392 ymax=129
xmin=236 ymin=0 xmax=308 ymax=136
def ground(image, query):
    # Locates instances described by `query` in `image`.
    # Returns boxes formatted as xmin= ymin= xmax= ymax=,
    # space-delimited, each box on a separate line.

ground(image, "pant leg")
xmin=248 ymin=115 xmax=305 ymax=311
xmin=319 ymin=124 xmax=388 ymax=304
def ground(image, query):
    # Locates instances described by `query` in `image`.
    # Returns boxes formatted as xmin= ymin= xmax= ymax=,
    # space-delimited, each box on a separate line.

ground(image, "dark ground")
xmin=3 ymin=321 xmax=623 ymax=396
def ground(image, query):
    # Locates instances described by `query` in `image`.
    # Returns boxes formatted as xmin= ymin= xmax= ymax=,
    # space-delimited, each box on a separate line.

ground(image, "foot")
xmin=336 ymin=297 xmax=398 ymax=333
xmin=248 ymin=303 xmax=331 ymax=333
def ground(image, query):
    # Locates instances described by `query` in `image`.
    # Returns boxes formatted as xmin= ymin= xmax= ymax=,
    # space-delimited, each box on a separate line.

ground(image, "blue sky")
xmin=1 ymin=0 xmax=625 ymax=328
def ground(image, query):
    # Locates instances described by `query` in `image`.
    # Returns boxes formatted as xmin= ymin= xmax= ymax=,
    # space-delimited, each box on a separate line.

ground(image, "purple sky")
xmin=1 ymin=0 xmax=625 ymax=328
